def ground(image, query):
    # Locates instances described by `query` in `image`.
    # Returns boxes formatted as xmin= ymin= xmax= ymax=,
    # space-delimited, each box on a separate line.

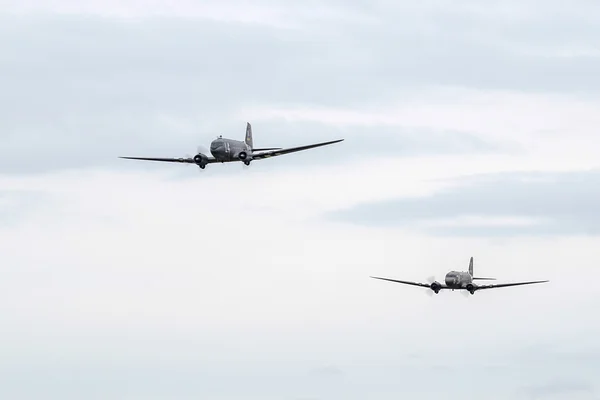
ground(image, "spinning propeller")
xmin=184 ymin=145 xmax=212 ymax=171
xmin=198 ymin=144 xmax=210 ymax=155
xmin=185 ymin=145 xmax=209 ymax=158
xmin=426 ymin=276 xmax=438 ymax=296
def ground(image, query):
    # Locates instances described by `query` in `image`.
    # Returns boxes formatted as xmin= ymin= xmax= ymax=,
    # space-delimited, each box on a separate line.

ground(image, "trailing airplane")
xmin=119 ymin=122 xmax=343 ymax=169
xmin=370 ymin=257 xmax=548 ymax=295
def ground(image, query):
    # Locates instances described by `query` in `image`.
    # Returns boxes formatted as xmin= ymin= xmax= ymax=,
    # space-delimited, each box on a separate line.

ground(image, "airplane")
xmin=119 ymin=122 xmax=344 ymax=169
xmin=370 ymin=257 xmax=548 ymax=295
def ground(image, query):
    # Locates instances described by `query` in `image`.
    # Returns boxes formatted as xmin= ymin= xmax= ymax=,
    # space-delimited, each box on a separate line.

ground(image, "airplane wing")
xmin=251 ymin=139 xmax=344 ymax=160
xmin=370 ymin=276 xmax=438 ymax=289
xmin=119 ymin=156 xmax=218 ymax=164
xmin=474 ymin=280 xmax=549 ymax=291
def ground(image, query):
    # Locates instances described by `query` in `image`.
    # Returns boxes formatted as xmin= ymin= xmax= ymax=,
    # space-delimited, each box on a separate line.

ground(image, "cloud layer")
xmin=2 ymin=1 xmax=600 ymax=399
xmin=332 ymin=170 xmax=600 ymax=236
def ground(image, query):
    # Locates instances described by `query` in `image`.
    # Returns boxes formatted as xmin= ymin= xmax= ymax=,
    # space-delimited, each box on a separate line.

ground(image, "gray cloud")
xmin=109 ymin=122 xmax=508 ymax=182
xmin=1 ymin=11 xmax=598 ymax=172
xmin=307 ymin=365 xmax=345 ymax=379
xmin=2 ymin=5 xmax=600 ymax=399
xmin=5 ymin=351 xmax=588 ymax=400
xmin=0 ymin=190 xmax=47 ymax=225
xmin=265 ymin=122 xmax=509 ymax=156
xmin=518 ymin=380 xmax=595 ymax=399
xmin=330 ymin=170 xmax=600 ymax=236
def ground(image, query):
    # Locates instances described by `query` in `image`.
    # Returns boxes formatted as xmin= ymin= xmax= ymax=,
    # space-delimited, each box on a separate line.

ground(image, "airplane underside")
xmin=212 ymin=155 xmax=251 ymax=165
xmin=208 ymin=148 xmax=252 ymax=166
xmin=433 ymin=285 xmax=476 ymax=294
xmin=191 ymin=150 xmax=251 ymax=169
xmin=421 ymin=281 xmax=476 ymax=295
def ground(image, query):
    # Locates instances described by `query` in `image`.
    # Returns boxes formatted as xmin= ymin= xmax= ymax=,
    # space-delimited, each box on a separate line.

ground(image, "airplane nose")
xmin=210 ymin=142 xmax=223 ymax=153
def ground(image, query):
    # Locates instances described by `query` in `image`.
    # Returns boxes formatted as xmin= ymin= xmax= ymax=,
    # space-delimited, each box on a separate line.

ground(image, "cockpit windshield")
xmin=210 ymin=139 xmax=223 ymax=151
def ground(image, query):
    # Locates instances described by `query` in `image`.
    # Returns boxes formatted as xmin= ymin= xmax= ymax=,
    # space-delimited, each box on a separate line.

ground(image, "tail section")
xmin=245 ymin=122 xmax=253 ymax=149
xmin=469 ymin=256 xmax=496 ymax=280
xmin=244 ymin=122 xmax=283 ymax=151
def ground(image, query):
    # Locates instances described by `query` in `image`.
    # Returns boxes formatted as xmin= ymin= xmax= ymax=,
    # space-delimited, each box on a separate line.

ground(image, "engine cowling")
xmin=237 ymin=151 xmax=247 ymax=160
xmin=193 ymin=153 xmax=208 ymax=167
xmin=430 ymin=281 xmax=441 ymax=293
xmin=466 ymin=283 xmax=475 ymax=294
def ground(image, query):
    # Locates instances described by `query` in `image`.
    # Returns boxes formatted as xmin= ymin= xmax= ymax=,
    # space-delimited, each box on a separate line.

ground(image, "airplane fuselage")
xmin=209 ymin=138 xmax=251 ymax=163
xmin=444 ymin=271 xmax=473 ymax=290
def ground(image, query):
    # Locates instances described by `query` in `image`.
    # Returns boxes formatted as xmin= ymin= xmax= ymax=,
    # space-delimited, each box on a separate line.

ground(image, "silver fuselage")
xmin=444 ymin=271 xmax=473 ymax=289
xmin=210 ymin=138 xmax=250 ymax=162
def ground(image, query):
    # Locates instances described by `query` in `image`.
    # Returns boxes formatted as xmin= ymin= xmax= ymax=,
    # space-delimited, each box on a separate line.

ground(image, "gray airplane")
xmin=120 ymin=122 xmax=344 ymax=169
xmin=370 ymin=257 xmax=548 ymax=295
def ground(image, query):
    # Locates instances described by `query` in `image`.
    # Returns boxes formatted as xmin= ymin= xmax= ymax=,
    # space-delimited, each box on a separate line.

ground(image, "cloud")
xmin=2 ymin=168 xmax=600 ymax=398
xmin=2 ymin=7 xmax=600 ymax=173
xmin=308 ymin=365 xmax=345 ymax=379
xmin=2 ymin=1 xmax=600 ymax=399
xmin=330 ymin=170 xmax=600 ymax=236
xmin=0 ymin=14 xmax=509 ymax=173
xmin=0 ymin=189 xmax=48 ymax=225
xmin=518 ymin=380 xmax=595 ymax=399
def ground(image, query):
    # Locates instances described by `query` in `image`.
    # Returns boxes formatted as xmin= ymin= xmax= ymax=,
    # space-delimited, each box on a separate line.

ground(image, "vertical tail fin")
xmin=470 ymin=256 xmax=496 ymax=280
xmin=245 ymin=122 xmax=253 ymax=149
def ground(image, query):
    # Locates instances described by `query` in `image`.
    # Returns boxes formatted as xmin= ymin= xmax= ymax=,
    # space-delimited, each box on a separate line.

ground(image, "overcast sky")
xmin=1 ymin=1 xmax=600 ymax=399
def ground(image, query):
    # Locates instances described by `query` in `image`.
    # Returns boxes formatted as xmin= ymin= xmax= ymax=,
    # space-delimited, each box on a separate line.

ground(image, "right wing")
xmin=370 ymin=276 xmax=438 ymax=289
xmin=119 ymin=156 xmax=218 ymax=164
xmin=251 ymin=139 xmax=344 ymax=160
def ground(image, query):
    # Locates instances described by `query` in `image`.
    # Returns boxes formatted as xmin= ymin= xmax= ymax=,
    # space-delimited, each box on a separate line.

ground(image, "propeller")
xmin=197 ymin=144 xmax=210 ymax=155
xmin=185 ymin=144 xmax=210 ymax=158
xmin=184 ymin=145 xmax=211 ymax=172
xmin=425 ymin=276 xmax=436 ymax=296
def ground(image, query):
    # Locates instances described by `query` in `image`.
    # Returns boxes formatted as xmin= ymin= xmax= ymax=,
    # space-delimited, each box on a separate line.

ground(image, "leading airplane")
xmin=370 ymin=257 xmax=548 ymax=295
xmin=119 ymin=122 xmax=344 ymax=169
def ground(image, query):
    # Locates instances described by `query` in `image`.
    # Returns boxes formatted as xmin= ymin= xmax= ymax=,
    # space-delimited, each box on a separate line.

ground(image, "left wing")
xmin=118 ymin=156 xmax=218 ymax=164
xmin=474 ymin=280 xmax=549 ymax=291
xmin=370 ymin=276 xmax=447 ymax=289
xmin=251 ymin=139 xmax=344 ymax=160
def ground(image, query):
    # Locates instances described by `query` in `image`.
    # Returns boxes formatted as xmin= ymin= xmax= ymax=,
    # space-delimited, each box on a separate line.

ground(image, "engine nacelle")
xmin=193 ymin=153 xmax=209 ymax=167
xmin=237 ymin=151 xmax=248 ymax=160
xmin=430 ymin=281 xmax=441 ymax=293
xmin=466 ymin=283 xmax=475 ymax=294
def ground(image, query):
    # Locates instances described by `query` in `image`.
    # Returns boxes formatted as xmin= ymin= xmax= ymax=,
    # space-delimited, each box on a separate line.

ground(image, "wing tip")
xmin=322 ymin=138 xmax=344 ymax=145
xmin=119 ymin=156 xmax=146 ymax=160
